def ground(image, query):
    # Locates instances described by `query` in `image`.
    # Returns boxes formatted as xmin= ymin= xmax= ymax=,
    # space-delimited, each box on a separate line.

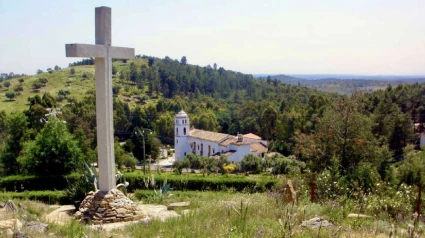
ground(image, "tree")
xmin=5 ymin=92 xmax=16 ymax=101
xmin=397 ymin=146 xmax=425 ymax=185
xmin=36 ymin=69 xmax=43 ymax=74
xmin=18 ymin=78 xmax=24 ymax=85
xmin=14 ymin=86 xmax=23 ymax=93
xmin=3 ymin=81 xmax=10 ymax=88
xmin=32 ymin=82 xmax=43 ymax=90
xmin=0 ymin=113 xmax=28 ymax=175
xmin=180 ymin=56 xmax=187 ymax=65
xmin=0 ymin=110 xmax=6 ymax=154
xmin=213 ymin=63 xmax=217 ymax=70
xmin=70 ymin=68 xmax=76 ymax=75
xmin=54 ymin=65 xmax=60 ymax=71
xmin=261 ymin=105 xmax=278 ymax=140
xmin=154 ymin=113 xmax=174 ymax=144
xmin=295 ymin=97 xmax=378 ymax=173
xmin=58 ymin=89 xmax=70 ymax=98
xmin=112 ymin=65 xmax=117 ymax=75
xmin=39 ymin=78 xmax=48 ymax=85
xmin=18 ymin=118 xmax=82 ymax=175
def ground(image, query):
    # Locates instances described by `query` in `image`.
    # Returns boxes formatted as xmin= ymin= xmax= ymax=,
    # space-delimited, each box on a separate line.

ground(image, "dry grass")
xmin=0 ymin=191 xmax=423 ymax=237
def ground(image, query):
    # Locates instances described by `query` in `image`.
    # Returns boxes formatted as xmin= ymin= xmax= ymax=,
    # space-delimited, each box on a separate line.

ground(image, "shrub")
xmin=365 ymin=183 xmax=416 ymax=219
xmin=3 ymin=81 xmax=11 ymax=88
xmin=123 ymin=173 xmax=276 ymax=192
xmin=396 ymin=148 xmax=425 ymax=185
xmin=314 ymin=169 xmax=347 ymax=202
xmin=222 ymin=163 xmax=237 ymax=174
xmin=64 ymin=174 xmax=95 ymax=206
xmin=240 ymin=154 xmax=262 ymax=174
xmin=5 ymin=91 xmax=16 ymax=101
xmin=123 ymin=154 xmax=138 ymax=171
xmin=32 ymin=82 xmax=43 ymax=89
xmin=0 ymin=174 xmax=80 ymax=191
xmin=269 ymin=155 xmax=306 ymax=175
xmin=0 ymin=190 xmax=67 ymax=204
xmin=14 ymin=86 xmax=23 ymax=92
xmin=38 ymin=78 xmax=48 ymax=85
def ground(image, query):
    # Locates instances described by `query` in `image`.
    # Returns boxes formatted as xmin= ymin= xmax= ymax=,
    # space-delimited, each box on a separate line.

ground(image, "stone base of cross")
xmin=65 ymin=7 xmax=135 ymax=192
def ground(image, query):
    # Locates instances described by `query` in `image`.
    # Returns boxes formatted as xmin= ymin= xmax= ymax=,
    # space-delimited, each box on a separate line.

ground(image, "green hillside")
xmin=0 ymin=65 xmax=96 ymax=113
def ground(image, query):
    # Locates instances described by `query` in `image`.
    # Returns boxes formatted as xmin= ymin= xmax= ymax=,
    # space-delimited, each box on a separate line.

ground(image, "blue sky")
xmin=1 ymin=0 xmax=424 ymax=75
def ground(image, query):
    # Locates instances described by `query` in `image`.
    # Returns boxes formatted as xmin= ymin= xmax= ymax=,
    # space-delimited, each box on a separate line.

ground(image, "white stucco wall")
xmin=189 ymin=138 xmax=219 ymax=157
xmin=228 ymin=144 xmax=251 ymax=162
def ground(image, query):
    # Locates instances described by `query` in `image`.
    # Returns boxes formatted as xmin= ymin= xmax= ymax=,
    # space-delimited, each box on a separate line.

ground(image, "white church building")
xmin=174 ymin=110 xmax=268 ymax=162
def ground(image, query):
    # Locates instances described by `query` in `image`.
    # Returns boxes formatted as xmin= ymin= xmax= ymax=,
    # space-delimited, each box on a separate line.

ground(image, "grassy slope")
xmin=0 ymin=59 xmax=148 ymax=114
xmin=0 ymin=66 xmax=95 ymax=113
xmin=1 ymin=191 xmax=422 ymax=237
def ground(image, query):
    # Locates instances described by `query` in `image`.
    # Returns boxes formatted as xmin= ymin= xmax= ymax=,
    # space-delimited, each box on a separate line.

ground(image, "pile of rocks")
xmin=75 ymin=189 xmax=144 ymax=224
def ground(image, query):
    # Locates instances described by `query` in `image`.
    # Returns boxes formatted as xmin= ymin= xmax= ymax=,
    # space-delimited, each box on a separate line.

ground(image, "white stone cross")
xmin=65 ymin=6 xmax=135 ymax=191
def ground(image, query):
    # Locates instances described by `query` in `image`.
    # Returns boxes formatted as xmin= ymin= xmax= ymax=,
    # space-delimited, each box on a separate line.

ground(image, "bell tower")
xmin=174 ymin=110 xmax=190 ymax=160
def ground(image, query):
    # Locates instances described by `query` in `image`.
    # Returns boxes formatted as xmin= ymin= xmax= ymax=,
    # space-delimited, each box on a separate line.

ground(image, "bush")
xmin=38 ymin=78 xmax=48 ymax=85
xmin=269 ymin=155 xmax=306 ymax=175
xmin=70 ymin=68 xmax=76 ymax=75
xmin=32 ymin=82 xmax=43 ymax=89
xmin=0 ymin=190 xmax=67 ymax=204
xmin=123 ymin=154 xmax=138 ymax=171
xmin=14 ymin=86 xmax=23 ymax=92
xmin=0 ymin=174 xmax=80 ymax=191
xmin=3 ymin=81 xmax=11 ymax=88
xmin=123 ymin=173 xmax=276 ymax=192
xmin=64 ymin=174 xmax=95 ymax=205
xmin=240 ymin=154 xmax=262 ymax=174
xmin=396 ymin=148 xmax=425 ymax=185
xmin=5 ymin=91 xmax=16 ymax=100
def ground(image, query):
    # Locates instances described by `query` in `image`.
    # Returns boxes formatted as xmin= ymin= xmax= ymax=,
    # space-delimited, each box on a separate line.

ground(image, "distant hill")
xmin=286 ymin=74 xmax=425 ymax=81
xmin=257 ymin=74 xmax=425 ymax=95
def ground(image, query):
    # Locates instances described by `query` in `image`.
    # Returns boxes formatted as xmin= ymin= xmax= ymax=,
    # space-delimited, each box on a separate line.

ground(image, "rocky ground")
xmin=0 ymin=194 xmax=189 ymax=237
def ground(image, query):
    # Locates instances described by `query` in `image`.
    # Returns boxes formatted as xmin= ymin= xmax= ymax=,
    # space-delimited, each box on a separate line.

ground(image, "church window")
xmin=176 ymin=119 xmax=178 ymax=124
xmin=176 ymin=139 xmax=178 ymax=144
xmin=213 ymin=149 xmax=215 ymax=154
xmin=176 ymin=128 xmax=178 ymax=136
xmin=184 ymin=127 xmax=186 ymax=135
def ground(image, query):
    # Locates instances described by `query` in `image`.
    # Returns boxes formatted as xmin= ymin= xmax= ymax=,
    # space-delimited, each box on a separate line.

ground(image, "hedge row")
xmin=123 ymin=173 xmax=277 ymax=192
xmin=0 ymin=190 xmax=68 ymax=204
xmin=0 ymin=173 xmax=277 ymax=193
xmin=0 ymin=174 xmax=80 ymax=192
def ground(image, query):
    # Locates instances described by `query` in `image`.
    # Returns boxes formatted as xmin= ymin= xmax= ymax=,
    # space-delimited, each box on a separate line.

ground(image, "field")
xmin=0 ymin=174 xmax=423 ymax=238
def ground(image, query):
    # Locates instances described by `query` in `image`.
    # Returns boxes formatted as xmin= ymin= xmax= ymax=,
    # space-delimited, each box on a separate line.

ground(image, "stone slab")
xmin=167 ymin=201 xmax=190 ymax=210
xmin=137 ymin=204 xmax=180 ymax=222
xmin=0 ymin=219 xmax=21 ymax=230
xmin=347 ymin=213 xmax=372 ymax=218
xmin=44 ymin=205 xmax=75 ymax=225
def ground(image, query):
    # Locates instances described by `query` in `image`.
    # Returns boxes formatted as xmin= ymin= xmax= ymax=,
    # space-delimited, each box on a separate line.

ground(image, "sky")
xmin=1 ymin=0 xmax=425 ymax=76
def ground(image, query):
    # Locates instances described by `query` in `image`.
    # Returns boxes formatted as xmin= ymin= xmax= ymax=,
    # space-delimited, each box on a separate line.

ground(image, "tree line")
xmin=0 ymin=56 xmax=424 ymax=189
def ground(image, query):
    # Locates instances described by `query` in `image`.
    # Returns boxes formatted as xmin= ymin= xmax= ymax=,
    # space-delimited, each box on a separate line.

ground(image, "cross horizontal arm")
xmin=66 ymin=44 xmax=135 ymax=59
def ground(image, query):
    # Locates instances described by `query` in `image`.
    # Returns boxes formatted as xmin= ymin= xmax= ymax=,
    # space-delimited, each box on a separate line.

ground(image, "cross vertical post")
xmin=94 ymin=7 xmax=115 ymax=192
xmin=65 ymin=6 xmax=135 ymax=192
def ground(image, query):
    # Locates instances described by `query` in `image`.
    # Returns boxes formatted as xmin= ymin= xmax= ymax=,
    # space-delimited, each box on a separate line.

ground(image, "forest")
xmin=0 ymin=55 xmax=425 ymax=191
